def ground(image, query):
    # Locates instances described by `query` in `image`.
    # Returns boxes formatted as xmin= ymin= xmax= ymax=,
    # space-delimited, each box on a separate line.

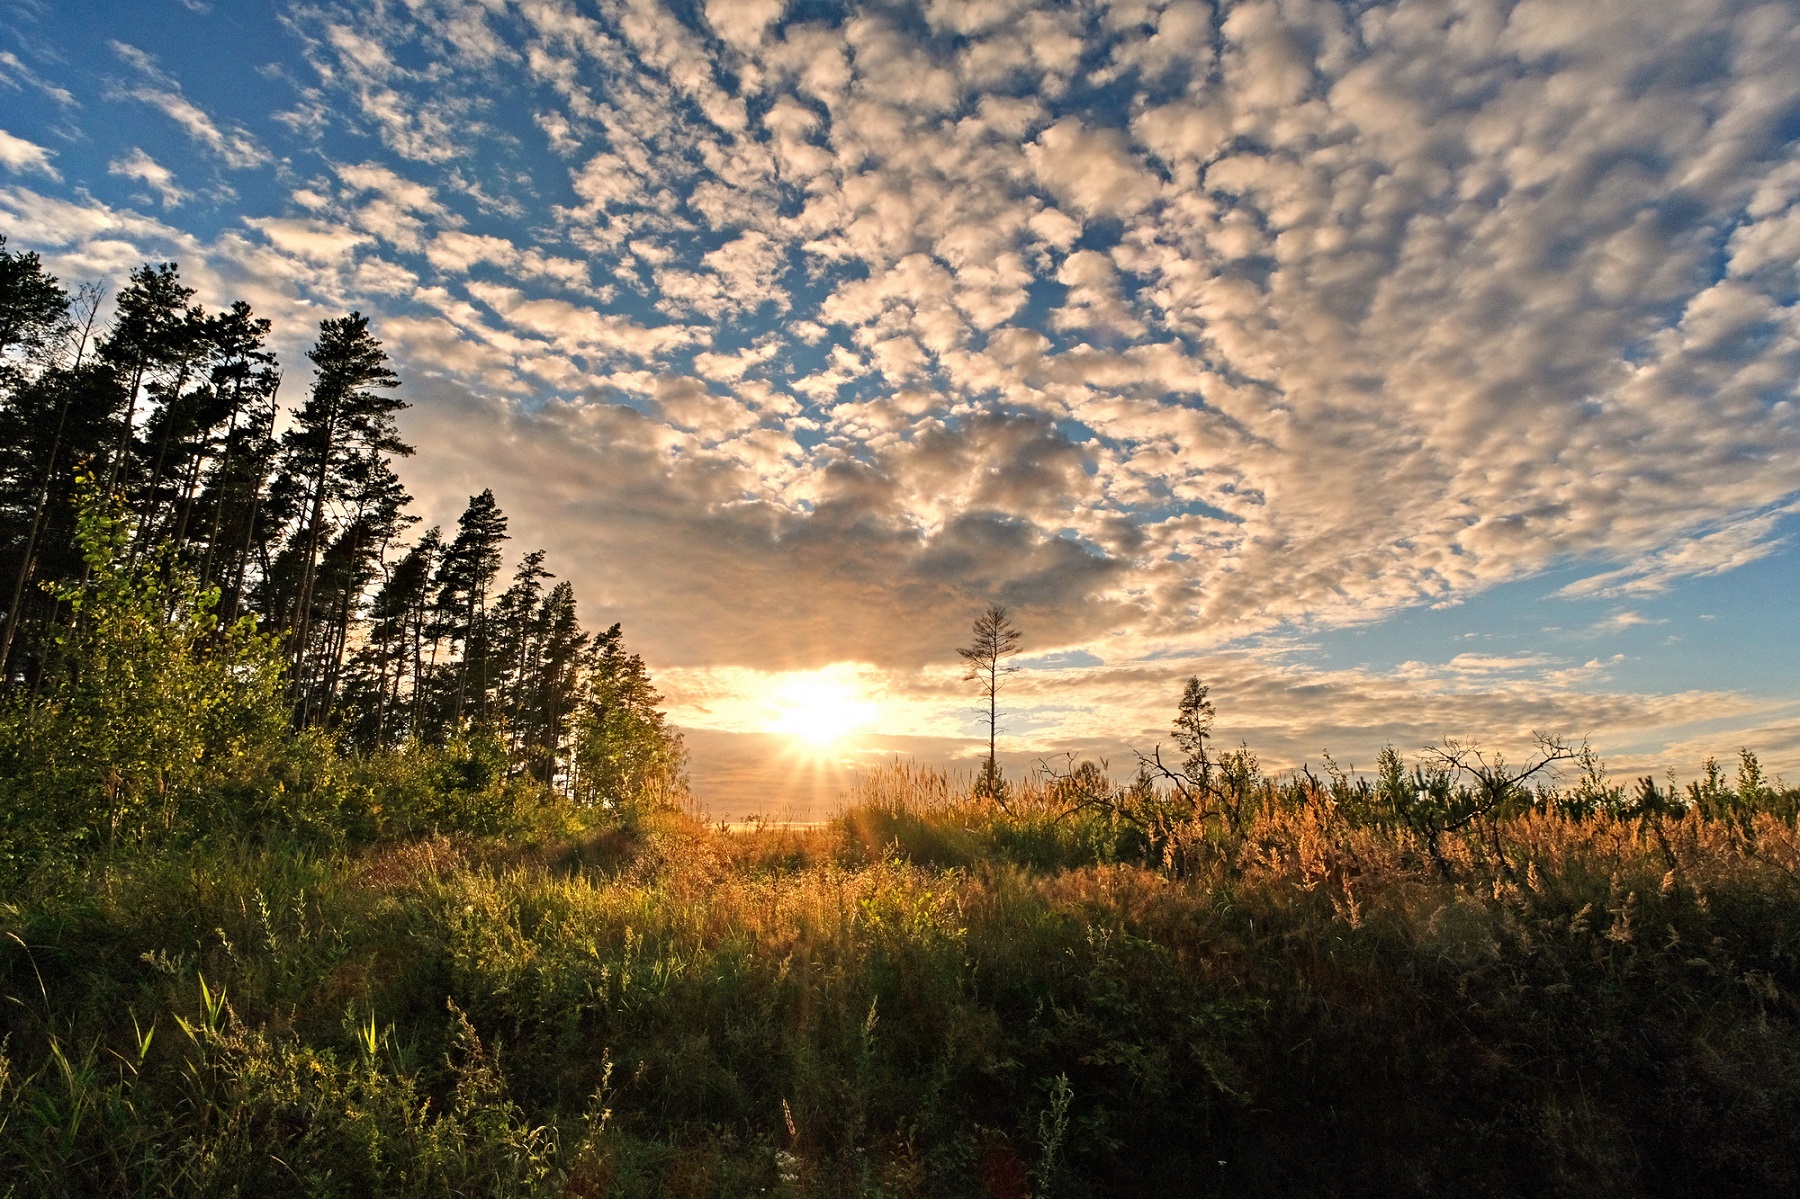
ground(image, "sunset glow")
xmin=763 ymin=671 xmax=881 ymax=747
xmin=2 ymin=0 xmax=1797 ymax=812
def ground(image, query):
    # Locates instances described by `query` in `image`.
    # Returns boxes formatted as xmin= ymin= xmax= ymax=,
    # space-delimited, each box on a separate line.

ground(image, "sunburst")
xmin=763 ymin=670 xmax=880 ymax=747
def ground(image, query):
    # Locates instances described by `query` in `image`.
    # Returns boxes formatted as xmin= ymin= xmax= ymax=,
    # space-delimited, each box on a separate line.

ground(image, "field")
xmin=4 ymin=760 xmax=1798 ymax=1198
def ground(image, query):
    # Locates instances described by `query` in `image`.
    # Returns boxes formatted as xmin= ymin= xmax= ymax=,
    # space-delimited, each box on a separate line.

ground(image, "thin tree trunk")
xmin=290 ymin=407 xmax=338 ymax=723
xmin=224 ymin=376 xmax=279 ymax=623
xmin=0 ymin=386 xmax=75 ymax=682
xmin=319 ymin=521 xmax=365 ymax=723
xmin=988 ymin=661 xmax=998 ymax=782
xmin=169 ymin=403 xmax=212 ymax=552
xmin=133 ymin=362 xmax=192 ymax=557
xmin=455 ymin=591 xmax=476 ymax=726
xmin=199 ymin=400 xmax=240 ymax=588
xmin=101 ymin=361 xmax=144 ymax=496
xmin=0 ymin=290 xmax=105 ymax=679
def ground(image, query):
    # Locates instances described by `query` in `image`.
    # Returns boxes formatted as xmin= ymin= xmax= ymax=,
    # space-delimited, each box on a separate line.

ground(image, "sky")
xmin=3 ymin=0 xmax=1799 ymax=816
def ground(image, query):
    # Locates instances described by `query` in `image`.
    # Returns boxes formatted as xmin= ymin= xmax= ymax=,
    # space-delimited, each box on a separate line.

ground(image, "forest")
xmin=0 ymin=238 xmax=684 ymax=870
xmin=2 ymin=237 xmax=1799 ymax=1197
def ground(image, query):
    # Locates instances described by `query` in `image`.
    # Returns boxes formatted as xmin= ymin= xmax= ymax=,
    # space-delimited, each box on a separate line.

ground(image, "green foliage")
xmin=0 ymin=984 xmax=564 ymax=1197
xmin=0 ymin=480 xmax=286 ymax=871
xmin=0 ymin=467 xmax=1796 ymax=1195
xmin=2 ymin=253 xmax=680 ymax=833
xmin=570 ymin=624 xmax=686 ymax=818
xmin=1172 ymin=675 xmax=1214 ymax=777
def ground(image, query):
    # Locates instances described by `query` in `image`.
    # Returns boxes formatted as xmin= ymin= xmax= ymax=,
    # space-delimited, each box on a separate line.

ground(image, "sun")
xmin=764 ymin=671 xmax=880 ymax=747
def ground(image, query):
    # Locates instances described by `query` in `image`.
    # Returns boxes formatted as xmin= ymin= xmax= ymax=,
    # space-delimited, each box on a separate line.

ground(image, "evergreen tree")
xmin=130 ymin=300 xmax=213 ymax=552
xmin=96 ymin=263 xmax=196 ymax=499
xmin=0 ymin=235 xmax=68 ymax=361
xmin=571 ymin=623 xmax=685 ymax=810
xmin=191 ymin=303 xmax=282 ymax=615
xmin=343 ymin=525 xmax=439 ymax=745
xmin=957 ymin=603 xmax=1023 ymax=801
xmin=491 ymin=548 xmax=552 ymax=756
xmin=270 ymin=313 xmax=408 ymax=722
xmin=0 ymin=245 xmax=71 ymax=681
xmin=0 ymin=246 xmax=684 ymax=799
xmin=525 ymin=579 xmax=587 ymax=784
xmin=432 ymin=490 xmax=508 ymax=728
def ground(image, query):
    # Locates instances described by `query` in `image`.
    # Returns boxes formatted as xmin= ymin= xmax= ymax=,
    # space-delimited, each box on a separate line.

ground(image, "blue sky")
xmin=4 ymin=0 xmax=1800 ymax=811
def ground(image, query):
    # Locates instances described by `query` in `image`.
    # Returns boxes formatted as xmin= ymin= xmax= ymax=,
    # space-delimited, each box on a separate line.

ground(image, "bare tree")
xmin=1420 ymin=731 xmax=1581 ymax=878
xmin=958 ymin=603 xmax=1022 ymax=801
xmin=1138 ymin=677 xmax=1225 ymax=814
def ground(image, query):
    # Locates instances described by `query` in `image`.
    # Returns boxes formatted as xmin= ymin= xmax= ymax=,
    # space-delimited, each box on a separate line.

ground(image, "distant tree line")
xmin=0 ymin=236 xmax=682 ymax=808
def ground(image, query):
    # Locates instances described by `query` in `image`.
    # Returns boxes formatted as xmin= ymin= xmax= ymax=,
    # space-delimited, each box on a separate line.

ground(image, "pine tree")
xmin=572 ymin=623 xmax=684 ymax=811
xmin=271 ymin=313 xmax=408 ymax=722
xmin=432 ymin=490 xmax=508 ymax=728
xmin=193 ymin=303 xmax=282 ymax=610
xmin=0 ymin=249 xmax=688 ymax=798
xmin=957 ymin=603 xmax=1022 ymax=801
xmin=130 ymin=301 xmax=213 ymax=553
xmin=96 ymin=263 xmax=195 ymax=499
xmin=527 ymin=580 xmax=587 ymax=784
xmin=0 ymin=244 xmax=70 ymax=681
xmin=0 ymin=235 xmax=68 ymax=361
xmin=490 ymin=549 xmax=552 ymax=757
xmin=307 ymin=455 xmax=415 ymax=723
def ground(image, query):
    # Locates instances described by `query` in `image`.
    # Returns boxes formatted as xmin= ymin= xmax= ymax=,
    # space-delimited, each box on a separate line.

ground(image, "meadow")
xmin=3 ymin=754 xmax=1797 ymax=1198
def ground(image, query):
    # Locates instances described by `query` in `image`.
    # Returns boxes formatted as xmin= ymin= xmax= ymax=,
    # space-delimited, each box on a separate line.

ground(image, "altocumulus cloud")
xmin=4 ymin=0 xmax=1800 ymax=798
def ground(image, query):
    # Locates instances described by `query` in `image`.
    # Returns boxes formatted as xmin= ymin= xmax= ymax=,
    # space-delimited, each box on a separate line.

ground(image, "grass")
xmin=1 ymin=762 xmax=1798 ymax=1197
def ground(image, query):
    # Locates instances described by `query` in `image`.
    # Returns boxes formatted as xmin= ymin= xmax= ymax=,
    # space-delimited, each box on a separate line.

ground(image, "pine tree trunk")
xmin=290 ymin=410 xmax=337 ymax=723
xmin=0 ymin=384 xmax=74 ymax=682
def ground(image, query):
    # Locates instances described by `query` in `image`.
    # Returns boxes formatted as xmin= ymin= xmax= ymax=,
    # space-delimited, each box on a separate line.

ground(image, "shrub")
xmin=0 ymin=481 xmax=286 ymax=873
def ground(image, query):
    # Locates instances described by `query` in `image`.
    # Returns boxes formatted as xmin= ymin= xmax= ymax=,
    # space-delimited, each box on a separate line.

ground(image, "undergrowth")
xmin=2 ymin=761 xmax=1798 ymax=1197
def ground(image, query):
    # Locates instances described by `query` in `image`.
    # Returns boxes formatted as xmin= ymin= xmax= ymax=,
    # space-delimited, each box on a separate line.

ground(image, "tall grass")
xmin=2 ymin=760 xmax=1797 ymax=1197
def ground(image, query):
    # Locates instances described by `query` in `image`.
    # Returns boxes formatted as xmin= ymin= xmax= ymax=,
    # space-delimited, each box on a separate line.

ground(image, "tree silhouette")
xmin=435 ymin=489 xmax=508 ymax=726
xmin=273 ymin=312 xmax=408 ymax=721
xmin=958 ymin=603 xmax=1022 ymax=801
xmin=0 ymin=235 xmax=68 ymax=359
xmin=0 ymin=250 xmax=684 ymax=806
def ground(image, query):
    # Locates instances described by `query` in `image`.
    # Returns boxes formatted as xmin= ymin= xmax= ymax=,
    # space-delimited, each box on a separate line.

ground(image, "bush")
xmin=0 ymin=482 xmax=286 ymax=873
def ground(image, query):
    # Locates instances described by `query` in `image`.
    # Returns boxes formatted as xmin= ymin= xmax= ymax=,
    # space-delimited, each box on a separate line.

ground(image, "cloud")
xmin=1586 ymin=610 xmax=1665 ymax=636
xmin=280 ymin=10 xmax=486 ymax=163
xmin=120 ymin=0 xmax=1800 ymax=661
xmin=109 ymin=41 xmax=270 ymax=168
xmin=464 ymin=281 xmax=698 ymax=362
xmin=332 ymin=159 xmax=456 ymax=252
xmin=11 ymin=0 xmax=1800 ymax=806
xmin=705 ymin=0 xmax=786 ymax=54
xmin=660 ymin=643 xmax=1778 ymax=816
xmin=0 ymin=129 xmax=59 ymax=180
xmin=108 ymin=148 xmax=188 ymax=207
xmin=242 ymin=216 xmax=370 ymax=263
xmin=1557 ymin=504 xmax=1800 ymax=599
xmin=0 ymin=51 xmax=78 ymax=108
xmin=1027 ymin=118 xmax=1161 ymax=220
